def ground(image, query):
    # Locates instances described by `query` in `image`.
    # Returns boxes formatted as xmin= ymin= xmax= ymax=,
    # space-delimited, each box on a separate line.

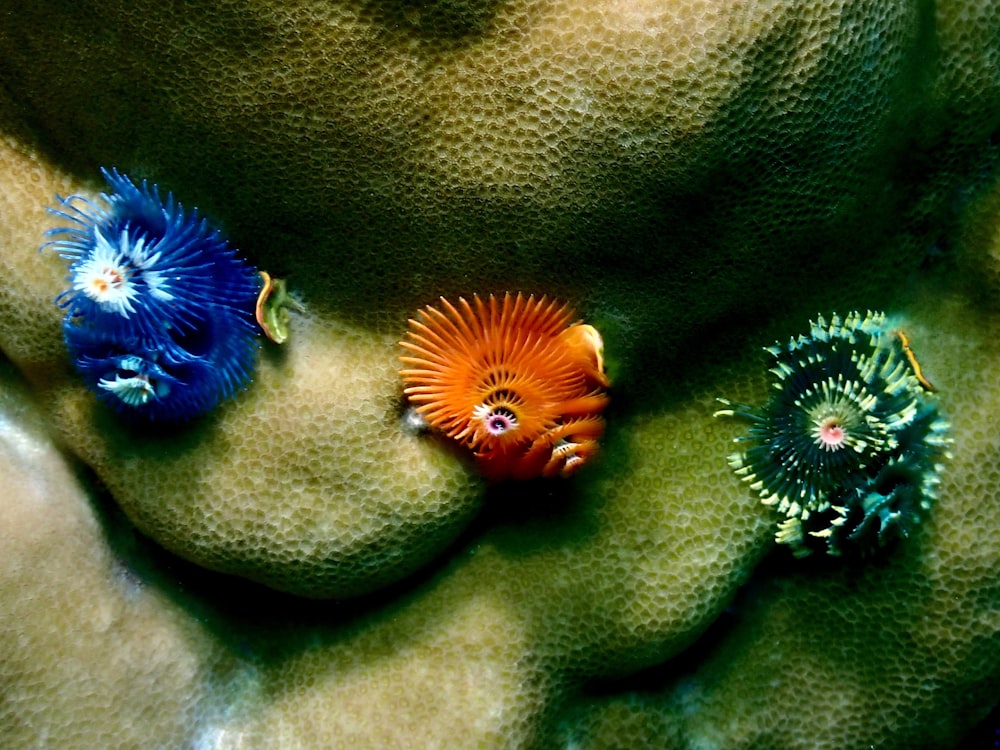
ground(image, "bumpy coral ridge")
xmin=0 ymin=0 xmax=998 ymax=746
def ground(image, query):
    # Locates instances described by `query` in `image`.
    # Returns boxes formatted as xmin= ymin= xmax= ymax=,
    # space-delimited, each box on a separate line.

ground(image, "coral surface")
xmin=0 ymin=0 xmax=998 ymax=747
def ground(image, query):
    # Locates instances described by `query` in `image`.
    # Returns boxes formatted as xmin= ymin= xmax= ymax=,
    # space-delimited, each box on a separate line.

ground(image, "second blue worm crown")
xmin=45 ymin=167 xmax=263 ymax=423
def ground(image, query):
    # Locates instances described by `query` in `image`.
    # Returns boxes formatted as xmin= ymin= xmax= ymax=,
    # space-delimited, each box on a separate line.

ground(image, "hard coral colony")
xmin=45 ymin=167 xmax=263 ymax=422
xmin=400 ymin=293 xmax=610 ymax=480
xmin=716 ymin=311 xmax=951 ymax=557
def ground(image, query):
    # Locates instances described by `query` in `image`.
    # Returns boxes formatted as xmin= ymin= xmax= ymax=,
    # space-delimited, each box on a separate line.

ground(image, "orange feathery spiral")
xmin=400 ymin=293 xmax=610 ymax=480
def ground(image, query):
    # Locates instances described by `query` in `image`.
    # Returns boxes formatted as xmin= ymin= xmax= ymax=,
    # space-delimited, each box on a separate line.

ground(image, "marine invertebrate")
xmin=255 ymin=270 xmax=299 ymax=344
xmin=0 ymin=0 xmax=998 ymax=745
xmin=400 ymin=293 xmax=610 ymax=480
xmin=716 ymin=311 xmax=951 ymax=556
xmin=44 ymin=168 xmax=262 ymax=422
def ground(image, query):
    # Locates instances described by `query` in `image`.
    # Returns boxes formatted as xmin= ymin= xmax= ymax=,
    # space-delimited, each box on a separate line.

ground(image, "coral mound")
xmin=0 ymin=0 xmax=998 ymax=747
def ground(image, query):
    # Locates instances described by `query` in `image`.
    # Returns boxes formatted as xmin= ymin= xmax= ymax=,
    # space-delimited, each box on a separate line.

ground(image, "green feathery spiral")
xmin=716 ymin=311 xmax=951 ymax=557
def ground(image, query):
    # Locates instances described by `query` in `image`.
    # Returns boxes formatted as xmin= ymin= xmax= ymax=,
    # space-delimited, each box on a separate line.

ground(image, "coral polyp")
xmin=45 ymin=168 xmax=264 ymax=422
xmin=716 ymin=311 xmax=951 ymax=556
xmin=399 ymin=293 xmax=610 ymax=480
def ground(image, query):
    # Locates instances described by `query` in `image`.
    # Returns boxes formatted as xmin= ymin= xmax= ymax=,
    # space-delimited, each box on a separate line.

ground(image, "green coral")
xmin=0 ymin=0 xmax=998 ymax=747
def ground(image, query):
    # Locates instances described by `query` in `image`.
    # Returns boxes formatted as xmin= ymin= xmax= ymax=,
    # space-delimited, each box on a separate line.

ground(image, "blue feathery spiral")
xmin=716 ymin=311 xmax=951 ymax=557
xmin=45 ymin=168 xmax=262 ymax=423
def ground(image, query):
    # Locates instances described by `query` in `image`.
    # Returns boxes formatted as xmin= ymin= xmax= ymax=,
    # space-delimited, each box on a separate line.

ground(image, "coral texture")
xmin=0 ymin=0 xmax=998 ymax=747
